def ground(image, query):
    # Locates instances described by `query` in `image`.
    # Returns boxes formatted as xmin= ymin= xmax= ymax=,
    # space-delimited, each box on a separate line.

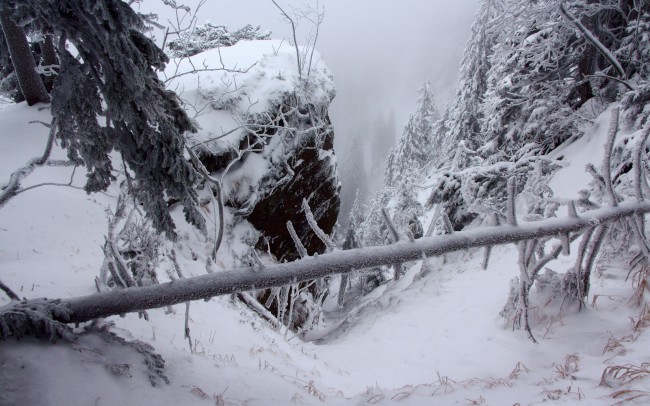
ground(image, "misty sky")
xmin=139 ymin=0 xmax=480 ymax=211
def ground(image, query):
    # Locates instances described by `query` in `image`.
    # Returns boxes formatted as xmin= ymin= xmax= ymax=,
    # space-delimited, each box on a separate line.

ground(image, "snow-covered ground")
xmin=2 ymin=51 xmax=650 ymax=405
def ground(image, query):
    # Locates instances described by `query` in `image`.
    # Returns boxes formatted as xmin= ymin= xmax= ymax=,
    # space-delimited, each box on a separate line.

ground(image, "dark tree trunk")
xmin=40 ymin=34 xmax=58 ymax=92
xmin=0 ymin=8 xmax=49 ymax=105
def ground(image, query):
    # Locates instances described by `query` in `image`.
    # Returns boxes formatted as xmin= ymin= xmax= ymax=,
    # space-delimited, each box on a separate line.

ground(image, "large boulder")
xmin=167 ymin=40 xmax=339 ymax=262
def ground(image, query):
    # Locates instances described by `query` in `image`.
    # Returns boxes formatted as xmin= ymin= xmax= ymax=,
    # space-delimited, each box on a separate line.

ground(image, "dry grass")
xmin=509 ymin=362 xmax=530 ymax=380
xmin=632 ymin=304 xmax=650 ymax=332
xmin=601 ymin=363 xmax=650 ymax=388
xmin=464 ymin=395 xmax=486 ymax=405
xmin=628 ymin=264 xmax=650 ymax=306
xmin=554 ymin=354 xmax=579 ymax=380
xmin=540 ymin=385 xmax=584 ymax=401
xmin=610 ymin=389 xmax=650 ymax=405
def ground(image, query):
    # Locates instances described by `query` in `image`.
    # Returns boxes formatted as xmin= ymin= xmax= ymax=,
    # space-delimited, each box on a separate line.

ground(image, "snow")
xmin=3 ymin=61 xmax=650 ymax=406
xmin=164 ymin=39 xmax=335 ymax=155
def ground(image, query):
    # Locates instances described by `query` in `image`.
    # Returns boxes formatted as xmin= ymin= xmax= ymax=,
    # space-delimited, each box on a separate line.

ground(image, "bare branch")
xmin=0 ymin=119 xmax=56 ymax=208
xmin=270 ymin=0 xmax=302 ymax=79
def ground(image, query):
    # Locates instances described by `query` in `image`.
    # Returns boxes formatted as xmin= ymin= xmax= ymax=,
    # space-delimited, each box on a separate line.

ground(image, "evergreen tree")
xmin=342 ymin=189 xmax=364 ymax=250
xmin=439 ymin=0 xmax=504 ymax=160
xmin=385 ymin=81 xmax=438 ymax=187
xmin=479 ymin=0 xmax=635 ymax=157
xmin=339 ymin=133 xmax=369 ymax=218
xmin=359 ymin=187 xmax=392 ymax=248
xmin=5 ymin=0 xmax=205 ymax=238
xmin=392 ymin=177 xmax=424 ymax=239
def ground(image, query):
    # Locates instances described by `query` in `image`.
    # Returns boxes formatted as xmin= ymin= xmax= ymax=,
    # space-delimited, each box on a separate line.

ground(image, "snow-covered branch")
xmin=8 ymin=200 xmax=646 ymax=326
xmin=0 ymin=120 xmax=55 ymax=208
xmin=559 ymin=2 xmax=631 ymax=87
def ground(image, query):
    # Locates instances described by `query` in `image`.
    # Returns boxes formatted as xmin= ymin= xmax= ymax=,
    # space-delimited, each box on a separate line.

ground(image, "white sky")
xmin=139 ymin=0 xmax=479 ymax=131
xmin=138 ymin=0 xmax=480 ymax=208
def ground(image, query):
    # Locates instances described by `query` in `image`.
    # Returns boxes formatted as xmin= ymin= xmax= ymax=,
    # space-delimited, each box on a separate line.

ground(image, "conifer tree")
xmin=342 ymin=189 xmax=364 ymax=251
xmin=438 ymin=0 xmax=504 ymax=160
xmin=384 ymin=81 xmax=438 ymax=187
xmin=4 ymin=0 xmax=205 ymax=238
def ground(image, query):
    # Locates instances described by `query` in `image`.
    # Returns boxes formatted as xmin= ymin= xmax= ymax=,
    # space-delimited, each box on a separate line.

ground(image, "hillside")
xmin=3 ymin=1 xmax=650 ymax=404
xmin=2 ymin=94 xmax=650 ymax=404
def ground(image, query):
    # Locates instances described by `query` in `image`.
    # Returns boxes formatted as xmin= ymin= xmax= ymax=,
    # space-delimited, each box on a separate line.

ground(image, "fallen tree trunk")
xmin=5 ymin=201 xmax=650 ymax=325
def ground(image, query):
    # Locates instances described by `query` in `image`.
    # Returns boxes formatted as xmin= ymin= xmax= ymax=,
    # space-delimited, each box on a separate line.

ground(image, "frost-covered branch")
xmin=0 ymin=120 xmax=55 ymax=208
xmin=0 ymin=279 xmax=19 ymax=301
xmin=9 ymin=200 xmax=648 ymax=326
xmin=186 ymin=146 xmax=224 ymax=259
xmin=302 ymin=198 xmax=336 ymax=252
xmin=559 ymin=3 xmax=630 ymax=85
xmin=602 ymin=108 xmax=619 ymax=207
xmin=271 ymin=0 xmax=302 ymax=80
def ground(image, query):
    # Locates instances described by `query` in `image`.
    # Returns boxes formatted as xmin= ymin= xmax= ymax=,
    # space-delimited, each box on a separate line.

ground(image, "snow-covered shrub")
xmin=167 ymin=23 xmax=271 ymax=57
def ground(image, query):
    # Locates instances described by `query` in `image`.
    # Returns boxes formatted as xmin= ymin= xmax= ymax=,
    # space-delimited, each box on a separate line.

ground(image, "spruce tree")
xmin=4 ymin=0 xmax=205 ymax=238
xmin=439 ymin=0 xmax=503 ymax=159
xmin=385 ymin=81 xmax=438 ymax=187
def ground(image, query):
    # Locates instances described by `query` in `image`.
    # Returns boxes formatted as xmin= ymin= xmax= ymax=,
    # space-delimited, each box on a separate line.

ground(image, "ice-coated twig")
xmin=507 ymin=177 xmax=518 ymax=226
xmin=568 ymin=200 xmax=578 ymax=218
xmin=634 ymin=126 xmax=650 ymax=203
xmin=0 ymin=119 xmax=56 ymax=208
xmin=560 ymin=233 xmax=571 ymax=256
xmin=0 ymin=279 xmax=20 ymax=301
xmin=270 ymin=0 xmax=302 ymax=79
xmin=184 ymin=302 xmax=192 ymax=352
xmin=287 ymin=221 xmax=308 ymax=258
xmin=381 ymin=207 xmax=404 ymax=279
xmin=482 ymin=213 xmax=500 ymax=270
xmin=338 ymin=273 xmax=349 ymax=309
xmin=302 ymin=199 xmax=336 ymax=251
xmin=425 ymin=204 xmax=443 ymax=238
xmin=237 ymin=293 xmax=282 ymax=331
xmin=579 ymin=224 xmax=609 ymax=300
xmin=251 ymin=249 xmax=265 ymax=269
xmin=574 ymin=227 xmax=596 ymax=300
xmin=186 ymin=146 xmax=224 ymax=259
xmin=382 ymin=208 xmax=401 ymax=242
xmin=602 ymin=108 xmax=620 ymax=207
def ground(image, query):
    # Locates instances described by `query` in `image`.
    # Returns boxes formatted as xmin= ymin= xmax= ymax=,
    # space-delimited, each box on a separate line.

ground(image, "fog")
xmin=138 ymin=0 xmax=480 ymax=216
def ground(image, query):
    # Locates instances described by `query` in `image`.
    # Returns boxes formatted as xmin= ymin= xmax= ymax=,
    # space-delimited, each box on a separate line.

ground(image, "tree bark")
xmin=0 ymin=8 xmax=49 ymax=105
xmin=40 ymin=34 xmax=58 ymax=92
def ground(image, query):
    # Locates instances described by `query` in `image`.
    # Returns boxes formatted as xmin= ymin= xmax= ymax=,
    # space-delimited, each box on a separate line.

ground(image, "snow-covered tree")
xmin=4 ymin=0 xmax=205 ymax=238
xmin=342 ymin=189 xmax=364 ymax=251
xmin=438 ymin=0 xmax=504 ymax=159
xmin=385 ymin=81 xmax=439 ymax=187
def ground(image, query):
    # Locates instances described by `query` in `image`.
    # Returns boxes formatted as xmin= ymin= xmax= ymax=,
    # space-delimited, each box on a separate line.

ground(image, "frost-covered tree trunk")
xmin=0 ymin=7 xmax=49 ymax=105
xmin=3 ymin=200 xmax=650 ymax=333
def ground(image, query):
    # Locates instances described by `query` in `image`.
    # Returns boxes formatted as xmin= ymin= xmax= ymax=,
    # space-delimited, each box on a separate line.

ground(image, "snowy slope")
xmin=2 ymin=62 xmax=650 ymax=406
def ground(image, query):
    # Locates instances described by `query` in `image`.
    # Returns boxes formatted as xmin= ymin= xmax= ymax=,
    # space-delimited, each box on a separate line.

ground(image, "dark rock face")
xmin=198 ymin=100 xmax=340 ymax=262
xmin=247 ymin=123 xmax=340 ymax=262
